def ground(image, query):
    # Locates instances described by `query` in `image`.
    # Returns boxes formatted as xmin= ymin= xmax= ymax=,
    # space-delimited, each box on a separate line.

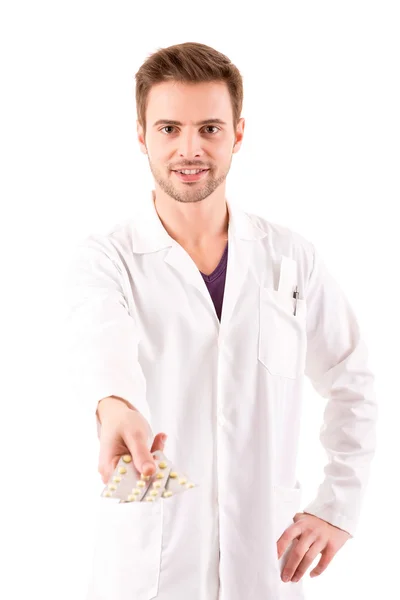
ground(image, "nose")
xmin=177 ymin=128 xmax=204 ymax=159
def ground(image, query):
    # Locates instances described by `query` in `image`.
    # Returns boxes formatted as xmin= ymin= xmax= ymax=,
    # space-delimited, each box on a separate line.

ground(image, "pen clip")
xmin=292 ymin=285 xmax=299 ymax=315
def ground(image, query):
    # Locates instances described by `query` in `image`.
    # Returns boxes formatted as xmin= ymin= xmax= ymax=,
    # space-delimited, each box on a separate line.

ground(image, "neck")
xmin=152 ymin=189 xmax=229 ymax=248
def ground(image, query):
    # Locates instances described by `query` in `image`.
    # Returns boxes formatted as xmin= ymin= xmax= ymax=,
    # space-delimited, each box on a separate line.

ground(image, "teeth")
xmin=178 ymin=169 xmax=204 ymax=175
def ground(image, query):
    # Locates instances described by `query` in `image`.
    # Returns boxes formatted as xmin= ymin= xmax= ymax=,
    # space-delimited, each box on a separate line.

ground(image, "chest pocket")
xmin=258 ymin=286 xmax=307 ymax=379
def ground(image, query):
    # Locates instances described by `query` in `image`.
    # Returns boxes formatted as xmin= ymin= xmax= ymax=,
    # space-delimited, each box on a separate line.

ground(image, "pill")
xmin=163 ymin=469 xmax=197 ymax=498
xmin=102 ymin=455 xmax=155 ymax=502
xmin=101 ymin=450 xmax=196 ymax=503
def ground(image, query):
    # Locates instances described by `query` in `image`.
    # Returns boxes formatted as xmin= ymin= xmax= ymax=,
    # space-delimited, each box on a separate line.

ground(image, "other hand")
xmin=277 ymin=511 xmax=351 ymax=583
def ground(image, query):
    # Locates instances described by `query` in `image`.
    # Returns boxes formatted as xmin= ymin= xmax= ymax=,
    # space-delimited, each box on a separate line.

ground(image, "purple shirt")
xmin=199 ymin=242 xmax=228 ymax=321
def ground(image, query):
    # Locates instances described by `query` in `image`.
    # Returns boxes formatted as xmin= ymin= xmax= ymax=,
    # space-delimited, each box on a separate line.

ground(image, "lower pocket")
xmin=87 ymin=498 xmax=163 ymax=600
xmin=273 ymin=481 xmax=302 ymax=541
xmin=274 ymin=482 xmax=305 ymax=600
xmin=273 ymin=482 xmax=304 ymax=592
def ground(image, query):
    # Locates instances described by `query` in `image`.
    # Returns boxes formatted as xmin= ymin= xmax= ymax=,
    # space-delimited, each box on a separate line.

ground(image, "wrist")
xmin=96 ymin=396 xmax=137 ymax=423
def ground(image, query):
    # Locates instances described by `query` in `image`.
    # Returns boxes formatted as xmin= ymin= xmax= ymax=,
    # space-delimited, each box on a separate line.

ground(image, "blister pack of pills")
xmin=101 ymin=450 xmax=197 ymax=503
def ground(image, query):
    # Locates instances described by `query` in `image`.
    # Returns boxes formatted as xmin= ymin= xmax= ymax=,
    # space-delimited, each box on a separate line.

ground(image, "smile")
xmin=173 ymin=169 xmax=210 ymax=182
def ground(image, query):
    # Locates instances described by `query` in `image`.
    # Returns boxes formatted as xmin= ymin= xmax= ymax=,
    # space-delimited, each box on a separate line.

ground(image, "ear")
xmin=233 ymin=117 xmax=245 ymax=154
xmin=137 ymin=120 xmax=147 ymax=155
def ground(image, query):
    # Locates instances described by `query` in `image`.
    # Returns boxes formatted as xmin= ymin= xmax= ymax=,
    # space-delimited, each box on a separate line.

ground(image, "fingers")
xmin=99 ymin=455 xmax=119 ymax=485
xmin=125 ymin=431 xmax=167 ymax=477
xmin=150 ymin=433 xmax=167 ymax=453
xmin=98 ymin=431 xmax=167 ymax=484
xmin=98 ymin=433 xmax=120 ymax=484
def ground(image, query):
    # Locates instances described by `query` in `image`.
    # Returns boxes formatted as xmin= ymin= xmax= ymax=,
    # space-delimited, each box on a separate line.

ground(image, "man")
xmin=64 ymin=42 xmax=377 ymax=600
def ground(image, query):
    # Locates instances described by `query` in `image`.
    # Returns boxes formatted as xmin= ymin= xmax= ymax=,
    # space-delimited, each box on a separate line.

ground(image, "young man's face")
xmin=137 ymin=80 xmax=244 ymax=204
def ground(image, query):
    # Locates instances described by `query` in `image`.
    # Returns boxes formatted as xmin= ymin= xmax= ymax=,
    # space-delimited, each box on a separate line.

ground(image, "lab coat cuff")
xmin=300 ymin=503 xmax=356 ymax=538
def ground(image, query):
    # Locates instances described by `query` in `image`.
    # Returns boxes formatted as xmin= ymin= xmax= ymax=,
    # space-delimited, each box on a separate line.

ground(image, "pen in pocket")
xmin=293 ymin=286 xmax=299 ymax=315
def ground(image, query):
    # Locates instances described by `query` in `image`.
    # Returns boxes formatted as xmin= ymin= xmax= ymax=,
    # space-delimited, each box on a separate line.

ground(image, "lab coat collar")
xmin=129 ymin=190 xmax=267 ymax=328
xmin=130 ymin=189 xmax=267 ymax=254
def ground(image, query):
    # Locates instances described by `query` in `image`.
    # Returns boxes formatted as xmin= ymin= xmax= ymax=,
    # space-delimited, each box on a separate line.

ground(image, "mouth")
xmin=172 ymin=169 xmax=210 ymax=182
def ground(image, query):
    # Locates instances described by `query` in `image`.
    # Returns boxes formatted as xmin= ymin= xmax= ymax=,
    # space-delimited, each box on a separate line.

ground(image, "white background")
xmin=1 ymin=1 xmax=398 ymax=598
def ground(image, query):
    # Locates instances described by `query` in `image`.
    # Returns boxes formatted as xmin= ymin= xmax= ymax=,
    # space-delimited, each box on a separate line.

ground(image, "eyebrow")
xmin=153 ymin=118 xmax=227 ymax=128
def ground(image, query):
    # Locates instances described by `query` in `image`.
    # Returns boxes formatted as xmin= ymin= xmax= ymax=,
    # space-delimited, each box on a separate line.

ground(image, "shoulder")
xmin=74 ymin=216 xmax=137 ymax=264
xmin=245 ymin=209 xmax=315 ymax=258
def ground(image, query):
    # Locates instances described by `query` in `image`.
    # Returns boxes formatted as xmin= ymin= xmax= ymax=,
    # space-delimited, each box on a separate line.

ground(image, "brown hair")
xmin=135 ymin=42 xmax=243 ymax=138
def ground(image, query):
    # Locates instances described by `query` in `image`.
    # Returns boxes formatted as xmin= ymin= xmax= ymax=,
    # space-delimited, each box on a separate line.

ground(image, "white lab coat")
xmin=64 ymin=190 xmax=377 ymax=600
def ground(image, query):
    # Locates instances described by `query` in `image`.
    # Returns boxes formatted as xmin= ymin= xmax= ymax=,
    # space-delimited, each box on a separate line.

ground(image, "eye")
xmin=160 ymin=125 xmax=220 ymax=135
xmin=204 ymin=126 xmax=219 ymax=134
xmin=161 ymin=126 xmax=175 ymax=134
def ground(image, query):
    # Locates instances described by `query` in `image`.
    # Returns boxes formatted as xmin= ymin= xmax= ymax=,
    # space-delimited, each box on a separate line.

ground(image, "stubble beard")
xmin=148 ymin=160 xmax=231 ymax=204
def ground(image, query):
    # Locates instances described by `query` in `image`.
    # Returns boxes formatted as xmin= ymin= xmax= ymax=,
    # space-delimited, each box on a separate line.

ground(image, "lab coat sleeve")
xmin=301 ymin=243 xmax=378 ymax=538
xmin=62 ymin=235 xmax=153 ymax=441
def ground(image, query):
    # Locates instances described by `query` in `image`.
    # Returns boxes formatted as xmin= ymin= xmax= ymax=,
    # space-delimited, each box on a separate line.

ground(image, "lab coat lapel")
xmin=219 ymin=227 xmax=252 ymax=328
xmin=132 ymin=190 xmax=267 ymax=325
xmin=221 ymin=200 xmax=267 ymax=328
xmin=164 ymin=202 xmax=264 ymax=326
xmin=164 ymin=242 xmax=213 ymax=307
xmin=131 ymin=190 xmax=215 ymax=308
